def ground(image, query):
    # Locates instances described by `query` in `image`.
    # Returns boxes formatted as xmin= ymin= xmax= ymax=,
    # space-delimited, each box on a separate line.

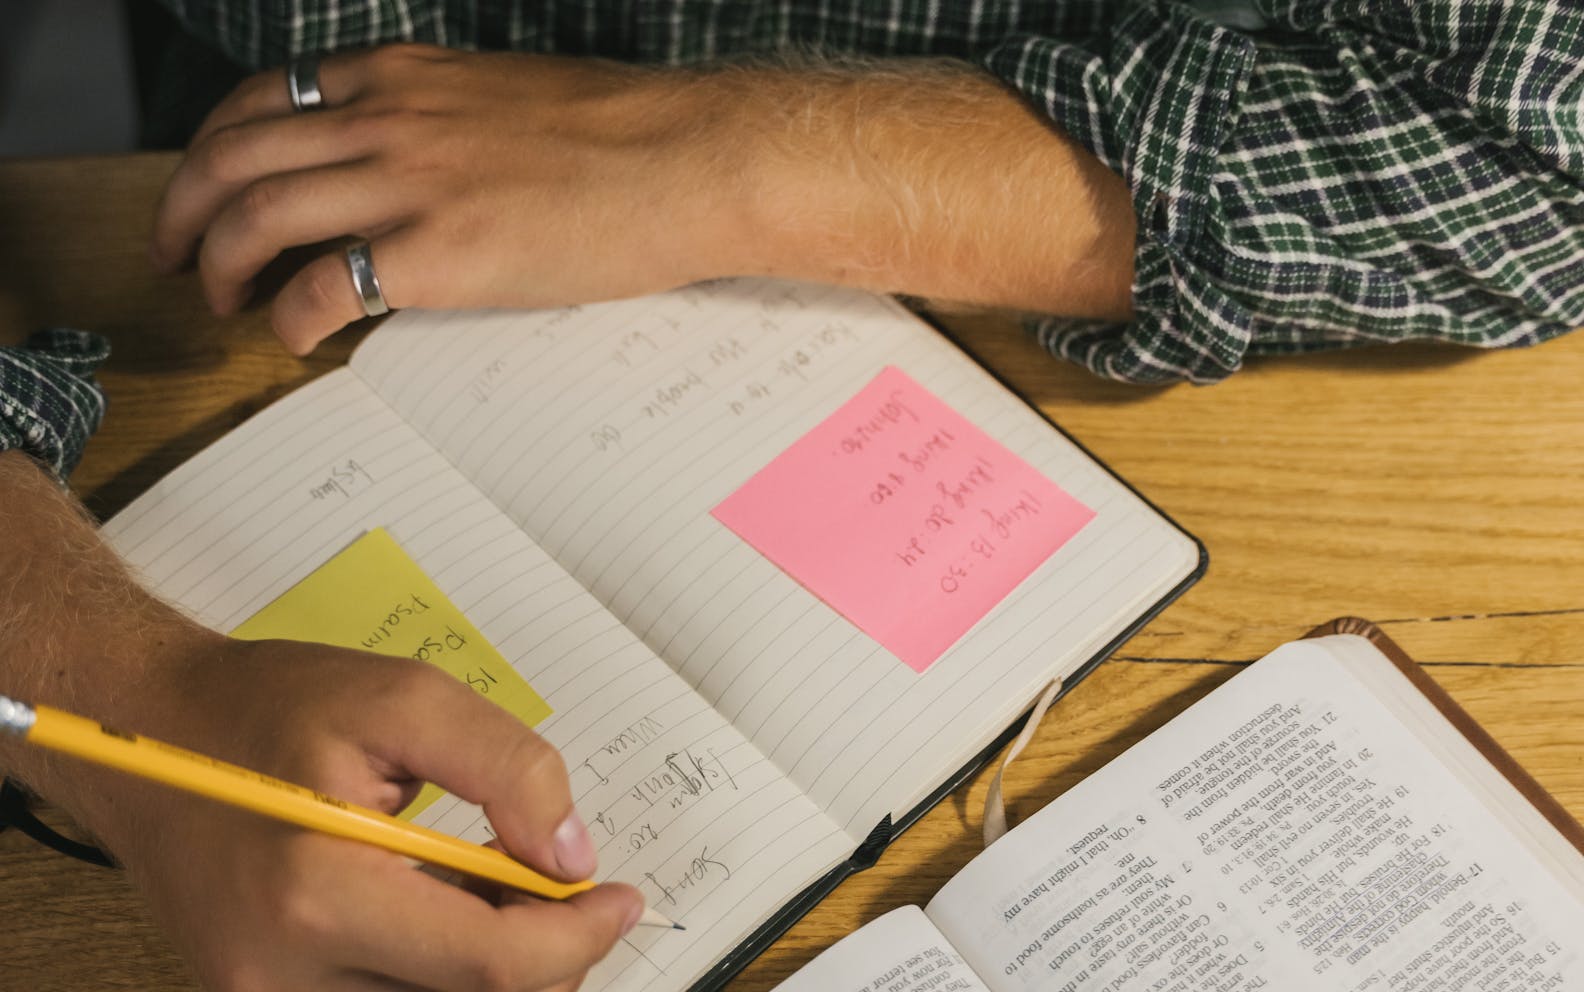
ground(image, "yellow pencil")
xmin=0 ymin=694 xmax=680 ymax=929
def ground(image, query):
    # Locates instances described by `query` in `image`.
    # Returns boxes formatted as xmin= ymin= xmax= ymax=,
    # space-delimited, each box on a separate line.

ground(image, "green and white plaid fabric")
xmin=0 ymin=330 xmax=109 ymax=479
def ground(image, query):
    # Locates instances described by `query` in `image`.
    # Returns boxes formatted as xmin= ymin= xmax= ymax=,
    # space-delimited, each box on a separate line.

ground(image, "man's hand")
xmin=114 ymin=638 xmax=643 ymax=992
xmin=151 ymin=44 xmax=1135 ymax=355
xmin=149 ymin=45 xmax=753 ymax=354
xmin=0 ymin=450 xmax=643 ymax=990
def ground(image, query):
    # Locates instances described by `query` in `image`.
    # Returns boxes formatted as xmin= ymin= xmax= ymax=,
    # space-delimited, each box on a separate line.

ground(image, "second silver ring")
xmin=345 ymin=241 xmax=391 ymax=318
xmin=287 ymin=57 xmax=324 ymax=112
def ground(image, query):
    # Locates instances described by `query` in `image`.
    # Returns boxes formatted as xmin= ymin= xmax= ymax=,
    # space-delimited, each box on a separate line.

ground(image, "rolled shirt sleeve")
xmin=982 ymin=0 xmax=1584 ymax=382
xmin=0 ymin=330 xmax=110 ymax=479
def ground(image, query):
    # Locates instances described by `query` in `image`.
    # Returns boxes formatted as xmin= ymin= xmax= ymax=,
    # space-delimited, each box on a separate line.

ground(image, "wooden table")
xmin=3 ymin=153 xmax=1582 ymax=991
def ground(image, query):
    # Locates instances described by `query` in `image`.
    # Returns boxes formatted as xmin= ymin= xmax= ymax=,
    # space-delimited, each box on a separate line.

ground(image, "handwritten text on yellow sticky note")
xmin=231 ymin=527 xmax=552 ymax=819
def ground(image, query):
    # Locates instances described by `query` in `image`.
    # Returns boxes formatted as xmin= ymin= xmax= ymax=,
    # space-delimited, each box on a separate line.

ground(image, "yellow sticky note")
xmin=232 ymin=527 xmax=552 ymax=819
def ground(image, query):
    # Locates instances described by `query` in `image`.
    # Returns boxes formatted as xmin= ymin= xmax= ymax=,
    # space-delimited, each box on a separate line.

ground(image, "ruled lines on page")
xmin=100 ymin=369 xmax=854 ymax=992
xmin=351 ymin=280 xmax=1201 ymax=837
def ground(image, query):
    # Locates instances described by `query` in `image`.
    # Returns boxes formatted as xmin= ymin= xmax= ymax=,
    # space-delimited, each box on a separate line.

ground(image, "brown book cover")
xmin=1307 ymin=617 xmax=1584 ymax=857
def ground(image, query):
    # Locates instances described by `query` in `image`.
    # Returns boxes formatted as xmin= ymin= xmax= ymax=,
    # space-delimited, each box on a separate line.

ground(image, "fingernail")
xmin=622 ymin=899 xmax=644 ymax=937
xmin=553 ymin=811 xmax=598 ymax=879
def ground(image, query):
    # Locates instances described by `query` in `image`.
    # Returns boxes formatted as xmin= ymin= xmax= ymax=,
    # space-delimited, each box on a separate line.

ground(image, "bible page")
xmin=101 ymin=369 xmax=854 ymax=992
xmin=923 ymin=639 xmax=1584 ymax=992
xmin=348 ymin=279 xmax=1200 ymax=841
xmin=770 ymin=905 xmax=990 ymax=992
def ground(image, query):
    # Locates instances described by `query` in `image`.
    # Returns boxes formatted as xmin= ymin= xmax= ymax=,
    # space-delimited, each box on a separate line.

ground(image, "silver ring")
xmin=345 ymin=241 xmax=390 ymax=317
xmin=287 ymin=58 xmax=324 ymax=112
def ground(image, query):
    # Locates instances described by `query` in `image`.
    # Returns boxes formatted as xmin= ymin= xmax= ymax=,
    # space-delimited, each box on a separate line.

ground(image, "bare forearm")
xmin=716 ymin=59 xmax=1137 ymax=318
xmin=0 ymin=450 xmax=217 ymax=839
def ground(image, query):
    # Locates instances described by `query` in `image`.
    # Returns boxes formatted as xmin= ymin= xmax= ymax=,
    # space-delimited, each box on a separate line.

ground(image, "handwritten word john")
xmin=643 ymin=846 xmax=732 ymax=906
xmin=839 ymin=389 xmax=921 ymax=455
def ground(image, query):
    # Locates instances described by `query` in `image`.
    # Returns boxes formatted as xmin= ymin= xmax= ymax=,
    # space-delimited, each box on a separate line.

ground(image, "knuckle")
xmin=504 ymin=728 xmax=568 ymax=785
xmin=363 ymin=659 xmax=454 ymax=720
xmin=235 ymin=179 xmax=284 ymax=232
xmin=197 ymin=263 xmax=233 ymax=311
xmin=237 ymin=69 xmax=280 ymax=108
xmin=276 ymin=737 xmax=341 ymax=789
xmin=374 ymin=41 xmax=446 ymax=66
xmin=269 ymin=875 xmax=333 ymax=943
xmin=191 ymin=76 xmax=263 ymax=144
xmin=586 ymin=896 xmax=632 ymax=949
xmin=275 ymin=259 xmax=351 ymax=349
xmin=266 ymin=855 xmax=334 ymax=938
xmin=300 ymin=258 xmax=352 ymax=316
xmin=268 ymin=304 xmax=306 ymax=353
xmin=360 ymin=43 xmax=457 ymax=109
xmin=196 ymin=236 xmax=245 ymax=304
xmin=191 ymin=126 xmax=250 ymax=183
xmin=364 ymin=43 xmax=434 ymax=86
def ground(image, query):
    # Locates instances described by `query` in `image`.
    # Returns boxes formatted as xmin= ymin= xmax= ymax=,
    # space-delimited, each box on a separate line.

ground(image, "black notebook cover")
xmin=687 ymin=318 xmax=1208 ymax=992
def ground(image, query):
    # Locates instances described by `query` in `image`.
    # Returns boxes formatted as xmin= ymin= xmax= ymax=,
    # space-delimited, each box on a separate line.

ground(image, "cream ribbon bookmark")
xmin=982 ymin=677 xmax=1065 ymax=847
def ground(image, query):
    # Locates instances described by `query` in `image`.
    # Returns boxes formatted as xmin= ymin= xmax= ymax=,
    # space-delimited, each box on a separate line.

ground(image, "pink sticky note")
xmin=712 ymin=366 xmax=1095 ymax=672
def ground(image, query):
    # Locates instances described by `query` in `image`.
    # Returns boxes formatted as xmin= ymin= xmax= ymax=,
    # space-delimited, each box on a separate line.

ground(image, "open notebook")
xmin=101 ymin=279 xmax=1203 ymax=992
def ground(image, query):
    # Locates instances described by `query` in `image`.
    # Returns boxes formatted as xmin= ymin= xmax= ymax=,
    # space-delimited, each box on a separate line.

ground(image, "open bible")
xmin=100 ymin=279 xmax=1201 ymax=992
xmin=773 ymin=622 xmax=1584 ymax=992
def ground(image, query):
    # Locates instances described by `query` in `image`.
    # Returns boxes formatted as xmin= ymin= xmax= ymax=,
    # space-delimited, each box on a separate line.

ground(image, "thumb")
xmin=364 ymin=663 xmax=598 ymax=883
xmin=500 ymin=882 xmax=650 ymax=985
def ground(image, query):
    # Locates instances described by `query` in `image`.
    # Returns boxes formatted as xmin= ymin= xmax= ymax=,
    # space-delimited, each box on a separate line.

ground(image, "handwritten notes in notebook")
xmin=230 ymin=527 xmax=552 ymax=817
xmin=713 ymin=367 xmax=1094 ymax=672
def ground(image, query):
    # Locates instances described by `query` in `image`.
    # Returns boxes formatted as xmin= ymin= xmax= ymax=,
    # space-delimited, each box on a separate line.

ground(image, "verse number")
xmin=466 ymin=667 xmax=500 ymax=694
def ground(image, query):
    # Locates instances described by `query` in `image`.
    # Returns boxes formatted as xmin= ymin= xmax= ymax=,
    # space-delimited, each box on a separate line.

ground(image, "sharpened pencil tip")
xmin=638 ymin=906 xmax=682 ymax=929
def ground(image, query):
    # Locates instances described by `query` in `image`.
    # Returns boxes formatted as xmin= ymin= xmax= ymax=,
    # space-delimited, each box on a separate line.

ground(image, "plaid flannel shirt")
xmin=0 ymin=330 xmax=109 ymax=479
xmin=6 ymin=2 xmax=1582 ymax=474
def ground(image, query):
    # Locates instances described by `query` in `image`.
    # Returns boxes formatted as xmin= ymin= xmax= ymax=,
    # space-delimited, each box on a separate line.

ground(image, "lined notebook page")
xmin=351 ymin=279 xmax=1200 ymax=836
xmin=100 ymin=369 xmax=854 ymax=992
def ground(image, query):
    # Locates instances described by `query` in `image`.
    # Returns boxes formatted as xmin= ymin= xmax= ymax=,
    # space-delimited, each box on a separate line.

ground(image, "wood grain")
xmin=2 ymin=153 xmax=1581 ymax=991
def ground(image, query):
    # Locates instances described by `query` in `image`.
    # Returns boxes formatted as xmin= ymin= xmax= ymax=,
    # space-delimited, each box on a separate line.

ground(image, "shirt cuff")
xmin=979 ymin=5 xmax=1258 ymax=384
xmin=0 ymin=329 xmax=111 ymax=479
xmin=982 ymin=2 xmax=1584 ymax=383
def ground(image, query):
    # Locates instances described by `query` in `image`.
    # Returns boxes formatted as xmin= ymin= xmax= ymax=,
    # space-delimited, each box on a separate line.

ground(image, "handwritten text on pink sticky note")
xmin=712 ymin=366 xmax=1095 ymax=672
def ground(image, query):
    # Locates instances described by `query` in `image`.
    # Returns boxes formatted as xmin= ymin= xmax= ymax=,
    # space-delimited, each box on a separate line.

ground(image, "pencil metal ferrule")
xmin=0 ymin=694 xmax=37 ymax=737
